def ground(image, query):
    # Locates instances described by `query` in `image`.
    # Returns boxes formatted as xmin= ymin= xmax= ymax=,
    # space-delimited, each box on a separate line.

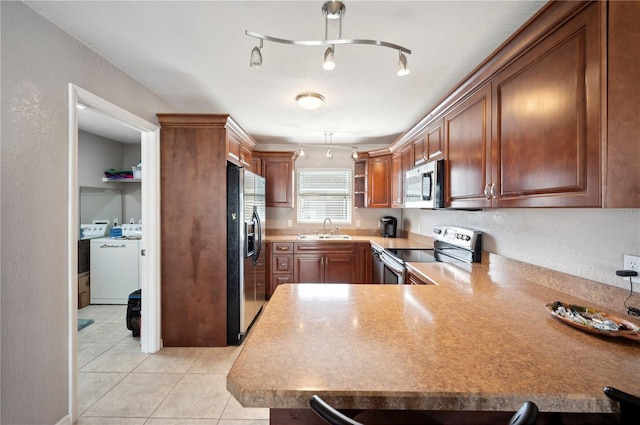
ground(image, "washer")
xmin=90 ymin=224 xmax=141 ymax=304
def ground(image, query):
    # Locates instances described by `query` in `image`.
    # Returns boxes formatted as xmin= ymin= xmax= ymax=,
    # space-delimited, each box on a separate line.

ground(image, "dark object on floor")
xmin=604 ymin=386 xmax=640 ymax=425
xmin=309 ymin=395 xmax=539 ymax=425
xmin=77 ymin=318 xmax=94 ymax=331
xmin=126 ymin=289 xmax=141 ymax=337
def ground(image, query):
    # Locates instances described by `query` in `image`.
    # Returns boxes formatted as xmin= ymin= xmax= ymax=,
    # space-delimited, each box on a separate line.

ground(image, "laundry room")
xmin=77 ymin=127 xmax=142 ymax=309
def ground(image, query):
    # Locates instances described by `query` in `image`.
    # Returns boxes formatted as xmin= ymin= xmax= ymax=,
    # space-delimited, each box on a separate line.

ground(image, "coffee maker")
xmin=380 ymin=216 xmax=397 ymax=238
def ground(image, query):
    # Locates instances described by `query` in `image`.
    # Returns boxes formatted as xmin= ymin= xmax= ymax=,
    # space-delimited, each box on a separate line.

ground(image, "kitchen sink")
xmin=297 ymin=234 xmax=352 ymax=240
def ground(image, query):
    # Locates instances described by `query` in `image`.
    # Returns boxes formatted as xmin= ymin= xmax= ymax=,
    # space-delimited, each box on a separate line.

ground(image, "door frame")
xmin=67 ymin=84 xmax=162 ymax=422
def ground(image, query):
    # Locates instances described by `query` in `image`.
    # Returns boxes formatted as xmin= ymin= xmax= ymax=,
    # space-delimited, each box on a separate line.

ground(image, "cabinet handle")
xmin=484 ymin=184 xmax=491 ymax=200
xmin=490 ymin=182 xmax=497 ymax=199
xmin=280 ymin=263 xmax=286 ymax=267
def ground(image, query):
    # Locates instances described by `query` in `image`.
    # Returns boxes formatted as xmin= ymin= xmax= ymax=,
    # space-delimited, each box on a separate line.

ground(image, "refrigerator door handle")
xmin=253 ymin=207 xmax=262 ymax=265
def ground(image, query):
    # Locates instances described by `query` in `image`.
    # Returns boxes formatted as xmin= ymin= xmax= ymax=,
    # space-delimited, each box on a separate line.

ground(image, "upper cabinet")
xmin=445 ymin=84 xmax=492 ymax=209
xmin=488 ymin=3 xmax=601 ymax=207
xmin=605 ymin=0 xmax=640 ymax=208
xmin=367 ymin=153 xmax=392 ymax=208
xmin=392 ymin=1 xmax=638 ymax=208
xmin=225 ymin=119 xmax=256 ymax=171
xmin=354 ymin=156 xmax=368 ymax=208
xmin=259 ymin=151 xmax=297 ymax=208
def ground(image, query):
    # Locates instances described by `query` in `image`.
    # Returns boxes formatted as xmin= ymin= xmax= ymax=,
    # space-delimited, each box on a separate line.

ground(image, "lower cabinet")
xmin=268 ymin=242 xmax=293 ymax=298
xmin=294 ymin=243 xmax=357 ymax=283
xmin=268 ymin=241 xmax=370 ymax=288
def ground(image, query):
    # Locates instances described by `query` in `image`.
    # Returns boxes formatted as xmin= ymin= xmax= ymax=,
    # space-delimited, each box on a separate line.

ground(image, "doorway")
xmin=68 ymin=84 xmax=161 ymax=422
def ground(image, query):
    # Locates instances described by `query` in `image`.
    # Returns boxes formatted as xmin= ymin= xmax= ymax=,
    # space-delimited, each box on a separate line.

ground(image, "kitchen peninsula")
xmin=227 ymin=260 xmax=640 ymax=423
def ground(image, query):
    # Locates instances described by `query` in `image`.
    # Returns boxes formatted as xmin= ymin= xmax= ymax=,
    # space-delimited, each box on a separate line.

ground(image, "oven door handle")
xmin=380 ymin=252 xmax=405 ymax=274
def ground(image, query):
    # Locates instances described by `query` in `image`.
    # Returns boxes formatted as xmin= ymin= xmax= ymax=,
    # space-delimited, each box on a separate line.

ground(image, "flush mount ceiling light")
xmin=296 ymin=92 xmax=325 ymax=110
xmin=246 ymin=1 xmax=411 ymax=76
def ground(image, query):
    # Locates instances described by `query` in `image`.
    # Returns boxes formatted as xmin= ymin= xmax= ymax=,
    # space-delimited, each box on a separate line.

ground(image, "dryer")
xmin=90 ymin=224 xmax=142 ymax=304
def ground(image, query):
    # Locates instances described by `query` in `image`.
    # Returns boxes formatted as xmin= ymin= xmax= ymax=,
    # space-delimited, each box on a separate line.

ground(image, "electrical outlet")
xmin=287 ymin=219 xmax=292 ymax=227
xmin=623 ymin=255 xmax=640 ymax=284
xmin=356 ymin=220 xmax=361 ymax=228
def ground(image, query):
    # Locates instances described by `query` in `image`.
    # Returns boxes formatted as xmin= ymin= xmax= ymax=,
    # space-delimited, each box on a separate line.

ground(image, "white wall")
xmin=402 ymin=208 xmax=640 ymax=290
xmin=79 ymin=130 xmax=142 ymax=225
xmin=0 ymin=2 xmax=178 ymax=423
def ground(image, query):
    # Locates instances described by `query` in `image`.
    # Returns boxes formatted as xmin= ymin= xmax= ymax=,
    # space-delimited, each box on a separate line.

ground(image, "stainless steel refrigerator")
xmin=227 ymin=165 xmax=266 ymax=345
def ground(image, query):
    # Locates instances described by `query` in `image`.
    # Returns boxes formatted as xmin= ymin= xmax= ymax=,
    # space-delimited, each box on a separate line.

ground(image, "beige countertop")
xmin=266 ymin=235 xmax=433 ymax=250
xmin=227 ymin=262 xmax=640 ymax=414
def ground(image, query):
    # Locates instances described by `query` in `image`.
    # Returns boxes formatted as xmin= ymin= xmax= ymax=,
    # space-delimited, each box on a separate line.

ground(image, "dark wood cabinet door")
xmin=368 ymin=154 xmax=392 ymax=208
xmin=324 ymin=254 xmax=357 ymax=283
xmin=355 ymin=243 xmax=371 ymax=283
xmin=262 ymin=153 xmax=295 ymax=207
xmin=413 ymin=134 xmax=426 ymax=166
xmin=158 ymin=114 xmax=230 ymax=347
xmin=294 ymin=254 xmax=324 ymax=283
xmin=391 ymin=152 xmax=402 ymax=208
xmin=606 ymin=1 xmax=640 ymax=207
xmin=425 ymin=118 xmax=444 ymax=161
xmin=491 ymin=3 xmax=601 ymax=207
xmin=445 ymin=85 xmax=492 ymax=209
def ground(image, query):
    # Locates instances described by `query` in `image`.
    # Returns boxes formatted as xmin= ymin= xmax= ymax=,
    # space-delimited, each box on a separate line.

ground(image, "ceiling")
xmin=26 ymin=0 xmax=547 ymax=146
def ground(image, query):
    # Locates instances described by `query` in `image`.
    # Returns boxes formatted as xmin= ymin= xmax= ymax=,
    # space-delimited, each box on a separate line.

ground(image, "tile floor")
xmin=77 ymin=304 xmax=269 ymax=425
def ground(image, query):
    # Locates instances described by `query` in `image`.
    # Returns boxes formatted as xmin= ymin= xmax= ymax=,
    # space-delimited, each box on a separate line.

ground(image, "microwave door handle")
xmin=424 ymin=172 xmax=433 ymax=201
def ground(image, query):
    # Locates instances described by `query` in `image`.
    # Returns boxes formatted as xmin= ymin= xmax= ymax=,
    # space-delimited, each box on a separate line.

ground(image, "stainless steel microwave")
xmin=404 ymin=159 xmax=444 ymax=208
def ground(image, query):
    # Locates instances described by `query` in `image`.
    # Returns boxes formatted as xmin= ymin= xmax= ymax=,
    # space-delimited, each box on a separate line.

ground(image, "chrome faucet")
xmin=322 ymin=218 xmax=333 ymax=234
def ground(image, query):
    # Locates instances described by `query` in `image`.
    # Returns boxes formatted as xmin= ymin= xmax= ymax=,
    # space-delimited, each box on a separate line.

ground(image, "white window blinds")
xmin=297 ymin=169 xmax=352 ymax=223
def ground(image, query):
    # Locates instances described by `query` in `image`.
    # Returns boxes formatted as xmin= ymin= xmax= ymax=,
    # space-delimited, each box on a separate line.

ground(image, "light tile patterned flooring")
xmin=77 ymin=304 xmax=269 ymax=425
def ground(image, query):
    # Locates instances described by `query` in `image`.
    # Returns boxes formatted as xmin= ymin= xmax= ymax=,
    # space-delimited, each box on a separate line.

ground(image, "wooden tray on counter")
xmin=546 ymin=301 xmax=640 ymax=341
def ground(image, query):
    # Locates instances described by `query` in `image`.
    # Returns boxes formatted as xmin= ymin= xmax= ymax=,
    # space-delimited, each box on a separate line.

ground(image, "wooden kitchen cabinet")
xmin=605 ymin=0 xmax=640 ymax=208
xmin=355 ymin=243 xmax=372 ymax=283
xmin=353 ymin=156 xmax=368 ymax=208
xmin=445 ymin=2 xmax=601 ymax=209
xmin=226 ymin=121 xmax=256 ymax=170
xmin=391 ymin=152 xmax=402 ymax=208
xmin=445 ymin=84 xmax=492 ymax=209
xmin=260 ymin=151 xmax=297 ymax=208
xmin=367 ymin=153 xmax=392 ymax=208
xmin=391 ymin=144 xmax=414 ymax=208
xmin=157 ymin=113 xmax=255 ymax=347
xmin=251 ymin=151 xmax=262 ymax=177
xmin=489 ymin=2 xmax=601 ymax=207
xmin=425 ymin=118 xmax=444 ymax=162
xmin=294 ymin=242 xmax=357 ymax=283
xmin=406 ymin=271 xmax=429 ymax=285
xmin=268 ymin=242 xmax=293 ymax=297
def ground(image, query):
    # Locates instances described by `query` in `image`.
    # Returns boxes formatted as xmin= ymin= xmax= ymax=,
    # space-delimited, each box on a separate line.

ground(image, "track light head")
xmin=250 ymin=42 xmax=263 ymax=69
xmin=397 ymin=51 xmax=410 ymax=76
xmin=323 ymin=46 xmax=335 ymax=70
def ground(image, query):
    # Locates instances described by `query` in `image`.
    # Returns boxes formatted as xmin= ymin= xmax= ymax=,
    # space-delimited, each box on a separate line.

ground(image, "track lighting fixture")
xmin=296 ymin=93 xmax=325 ymax=110
xmin=246 ymin=1 xmax=411 ymax=76
xmin=297 ymin=134 xmax=359 ymax=159
xmin=325 ymin=132 xmax=333 ymax=158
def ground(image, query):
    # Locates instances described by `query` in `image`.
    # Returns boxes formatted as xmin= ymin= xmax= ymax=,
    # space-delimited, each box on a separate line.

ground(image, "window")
xmin=297 ymin=169 xmax=352 ymax=224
